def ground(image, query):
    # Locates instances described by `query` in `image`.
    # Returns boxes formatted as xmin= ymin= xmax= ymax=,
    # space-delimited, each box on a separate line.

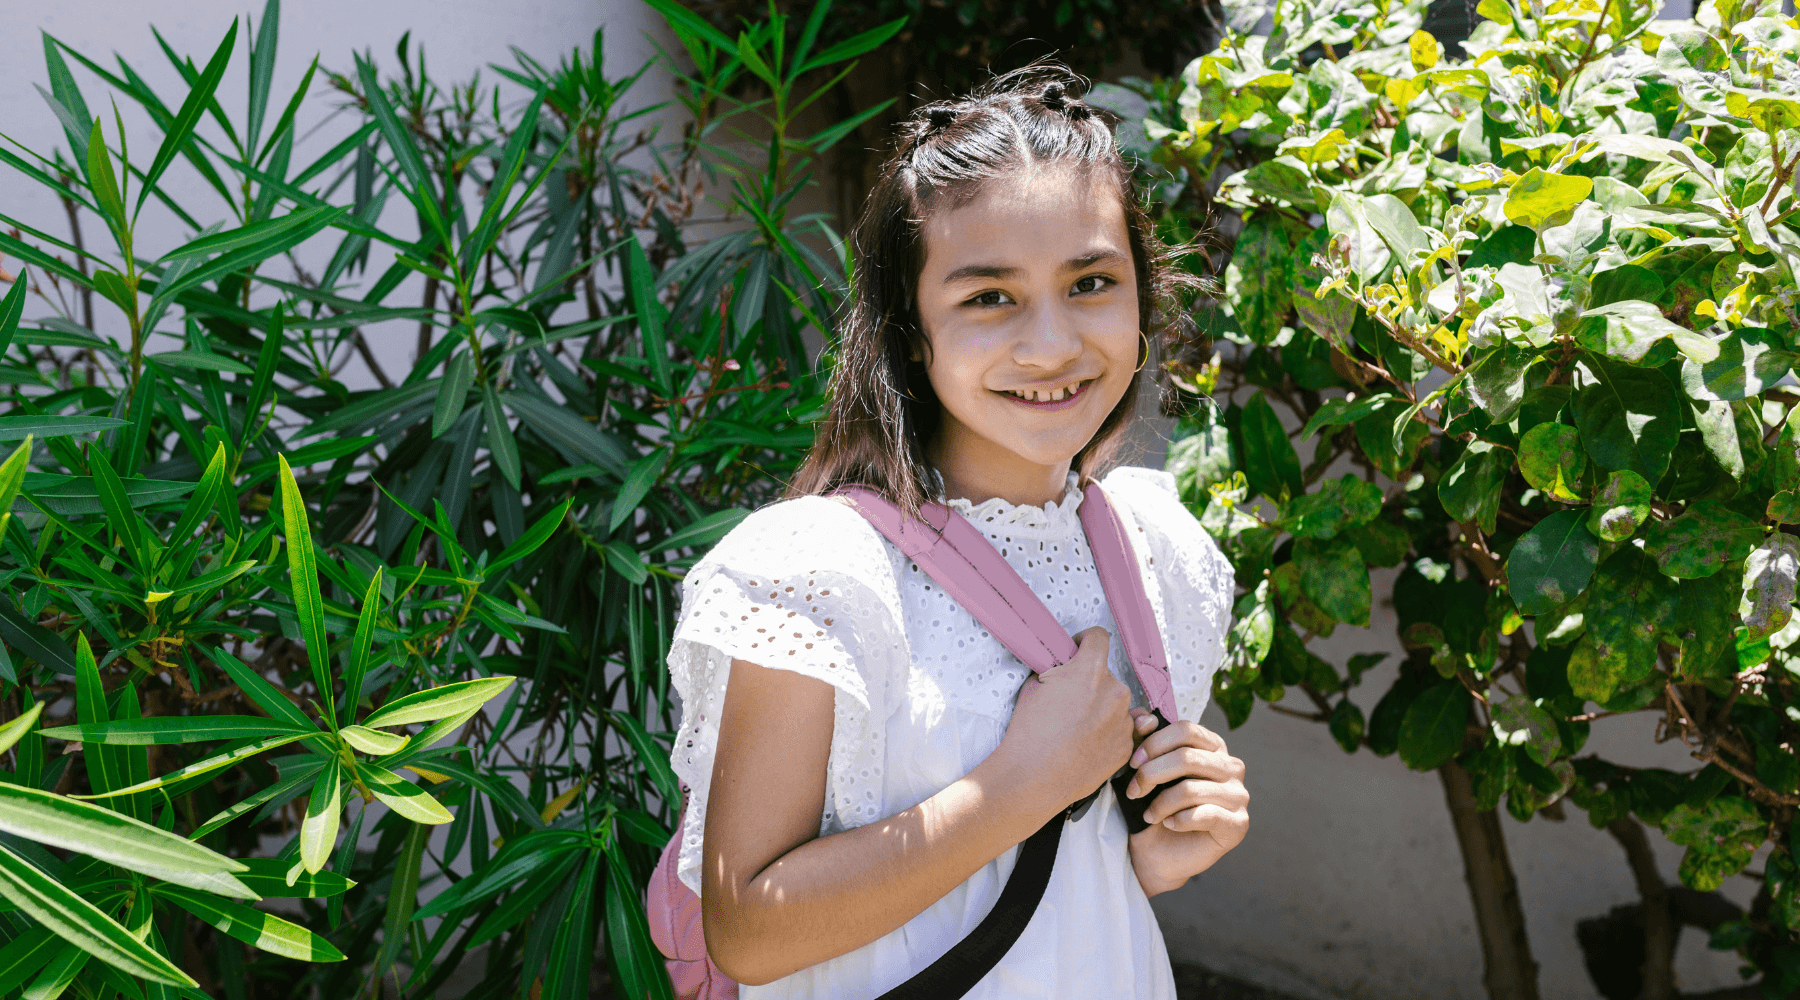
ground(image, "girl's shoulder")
xmin=685 ymin=493 xmax=900 ymax=603
xmin=1098 ymin=465 xmax=1235 ymax=577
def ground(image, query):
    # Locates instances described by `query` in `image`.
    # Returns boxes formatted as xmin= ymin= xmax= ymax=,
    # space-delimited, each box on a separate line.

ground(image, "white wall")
xmin=2 ymin=3 xmax=1769 ymax=998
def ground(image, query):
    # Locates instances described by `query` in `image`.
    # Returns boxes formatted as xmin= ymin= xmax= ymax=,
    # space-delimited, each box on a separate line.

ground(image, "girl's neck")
xmin=928 ymin=434 xmax=1072 ymax=510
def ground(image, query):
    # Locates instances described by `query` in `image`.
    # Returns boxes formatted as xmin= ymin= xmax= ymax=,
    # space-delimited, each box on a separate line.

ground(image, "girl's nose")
xmin=1012 ymin=303 xmax=1083 ymax=371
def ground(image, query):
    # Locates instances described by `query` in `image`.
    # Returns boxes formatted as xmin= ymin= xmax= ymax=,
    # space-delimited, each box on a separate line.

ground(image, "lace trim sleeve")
xmin=665 ymin=495 xmax=908 ymax=895
xmin=1102 ymin=467 xmax=1235 ymax=723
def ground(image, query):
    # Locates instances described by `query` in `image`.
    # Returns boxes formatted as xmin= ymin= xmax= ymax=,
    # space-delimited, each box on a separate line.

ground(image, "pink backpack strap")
xmin=1078 ymin=483 xmax=1180 ymax=723
xmin=833 ymin=488 xmax=1077 ymax=674
xmin=834 ymin=484 xmax=1176 ymax=722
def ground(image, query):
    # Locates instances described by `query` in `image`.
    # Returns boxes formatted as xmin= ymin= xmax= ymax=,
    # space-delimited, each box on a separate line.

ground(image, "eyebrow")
xmin=940 ymin=248 xmax=1130 ymax=284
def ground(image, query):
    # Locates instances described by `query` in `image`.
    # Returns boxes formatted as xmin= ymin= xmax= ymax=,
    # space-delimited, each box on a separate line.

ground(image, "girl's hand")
xmin=1000 ymin=627 xmax=1135 ymax=816
xmin=1121 ymin=712 xmax=1249 ymax=897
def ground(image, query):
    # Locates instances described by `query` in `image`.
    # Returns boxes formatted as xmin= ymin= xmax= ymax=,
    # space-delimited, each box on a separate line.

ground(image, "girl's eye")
xmin=1072 ymin=275 xmax=1115 ymax=296
xmin=967 ymin=290 xmax=1013 ymax=307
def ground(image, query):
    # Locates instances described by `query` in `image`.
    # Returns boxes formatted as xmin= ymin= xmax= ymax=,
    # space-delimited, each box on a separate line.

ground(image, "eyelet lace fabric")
xmin=665 ymin=467 xmax=1234 ymax=902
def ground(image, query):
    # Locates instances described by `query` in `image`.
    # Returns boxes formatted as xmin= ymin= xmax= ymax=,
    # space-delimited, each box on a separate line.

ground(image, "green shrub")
xmin=1144 ymin=0 xmax=1800 ymax=989
xmin=0 ymin=0 xmax=881 ymax=995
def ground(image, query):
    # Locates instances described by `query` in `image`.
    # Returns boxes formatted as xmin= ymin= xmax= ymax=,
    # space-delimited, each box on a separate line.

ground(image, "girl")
xmin=665 ymin=65 xmax=1248 ymax=999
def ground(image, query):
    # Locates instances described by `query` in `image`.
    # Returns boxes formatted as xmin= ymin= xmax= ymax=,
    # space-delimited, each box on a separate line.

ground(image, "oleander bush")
xmin=1138 ymin=0 xmax=1800 ymax=992
xmin=0 ymin=0 xmax=883 ymax=995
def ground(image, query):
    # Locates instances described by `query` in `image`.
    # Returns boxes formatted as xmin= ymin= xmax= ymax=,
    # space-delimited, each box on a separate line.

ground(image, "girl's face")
xmin=915 ymin=163 xmax=1140 ymax=501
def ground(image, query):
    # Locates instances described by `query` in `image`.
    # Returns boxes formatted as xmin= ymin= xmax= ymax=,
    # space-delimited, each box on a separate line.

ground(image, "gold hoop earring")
xmin=1134 ymin=331 xmax=1151 ymax=374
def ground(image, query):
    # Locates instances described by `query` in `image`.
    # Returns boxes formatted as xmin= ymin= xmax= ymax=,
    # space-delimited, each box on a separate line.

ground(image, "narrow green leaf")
xmin=364 ymin=676 xmax=514 ymax=729
xmin=610 ymin=450 xmax=669 ymax=534
xmin=246 ymin=1 xmax=279 ymax=151
xmin=490 ymin=497 xmax=572 ymax=572
xmin=0 ymin=267 xmax=27 ymax=358
xmin=376 ymin=821 xmax=427 ymax=976
xmin=0 ymin=702 xmax=44 ymax=757
xmin=138 ymin=19 xmax=237 ymax=213
xmin=432 ymin=352 xmax=473 ymax=438
xmin=84 ymin=118 xmax=127 ymax=237
xmin=482 ymin=387 xmax=521 ymax=490
xmin=360 ymin=763 xmax=453 ymax=824
xmin=0 ymin=782 xmax=252 ymax=893
xmin=604 ymin=837 xmax=674 ymax=1000
xmin=545 ymin=850 xmax=600 ymax=1000
xmin=160 ymin=885 xmax=346 ymax=962
xmin=655 ymin=508 xmax=750 ymax=554
xmin=0 ymin=927 xmax=58 ymax=995
xmin=0 ymin=844 xmax=197 ymax=987
xmin=71 ymin=732 xmax=313 ymax=801
xmin=625 ymin=236 xmax=670 ymax=392
xmin=340 ymin=725 xmax=407 ymax=756
xmin=41 ymin=717 xmax=305 ymax=745
xmin=201 ymin=643 xmax=315 ymax=731
xmin=344 ymin=567 xmax=383 ymax=714
xmin=605 ymin=710 xmax=679 ymax=806
xmin=0 ymin=416 xmax=127 ymax=441
xmin=235 ymin=857 xmax=354 ymax=899
xmin=277 ymin=454 xmax=335 ymax=729
xmin=299 ymin=757 xmax=341 ymax=875
xmin=462 ymin=88 xmax=545 ymax=271
xmin=354 ymin=55 xmax=447 ymax=245
xmin=796 ymin=15 xmax=906 ymax=75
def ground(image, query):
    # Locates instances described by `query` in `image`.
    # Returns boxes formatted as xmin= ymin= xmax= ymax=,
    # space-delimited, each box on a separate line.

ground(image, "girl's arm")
xmin=701 ymin=627 xmax=1133 ymax=986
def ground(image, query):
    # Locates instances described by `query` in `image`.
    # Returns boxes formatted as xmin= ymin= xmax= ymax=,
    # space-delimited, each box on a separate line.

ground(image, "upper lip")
xmin=998 ymin=377 xmax=1096 ymax=402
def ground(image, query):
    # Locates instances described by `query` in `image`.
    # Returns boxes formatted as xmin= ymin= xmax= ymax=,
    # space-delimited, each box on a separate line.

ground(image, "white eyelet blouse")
xmin=666 ymin=466 xmax=1235 ymax=999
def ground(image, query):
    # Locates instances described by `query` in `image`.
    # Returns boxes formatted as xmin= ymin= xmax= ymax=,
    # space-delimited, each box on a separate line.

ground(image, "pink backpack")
xmin=646 ymin=482 xmax=1181 ymax=999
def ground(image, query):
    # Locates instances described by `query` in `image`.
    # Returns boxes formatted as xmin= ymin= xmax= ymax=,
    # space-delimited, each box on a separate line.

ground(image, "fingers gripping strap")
xmin=835 ymin=489 xmax=1077 ymax=674
xmin=1079 ymin=484 xmax=1181 ymax=723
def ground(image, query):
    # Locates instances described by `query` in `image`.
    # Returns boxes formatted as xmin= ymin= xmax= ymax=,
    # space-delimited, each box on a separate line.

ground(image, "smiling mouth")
xmin=997 ymin=378 xmax=1094 ymax=408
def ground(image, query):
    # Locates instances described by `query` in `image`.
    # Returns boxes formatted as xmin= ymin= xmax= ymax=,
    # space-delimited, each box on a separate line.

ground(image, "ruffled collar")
xmin=940 ymin=471 xmax=1084 ymax=532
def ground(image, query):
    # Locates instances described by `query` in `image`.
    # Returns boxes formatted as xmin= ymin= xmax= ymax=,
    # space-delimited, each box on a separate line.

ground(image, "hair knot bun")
xmin=925 ymin=107 xmax=957 ymax=133
xmin=1065 ymin=103 xmax=1091 ymax=120
xmin=1041 ymin=83 xmax=1068 ymax=110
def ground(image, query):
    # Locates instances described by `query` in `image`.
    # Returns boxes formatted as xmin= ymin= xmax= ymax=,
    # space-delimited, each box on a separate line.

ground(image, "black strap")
xmin=873 ymin=811 xmax=1066 ymax=999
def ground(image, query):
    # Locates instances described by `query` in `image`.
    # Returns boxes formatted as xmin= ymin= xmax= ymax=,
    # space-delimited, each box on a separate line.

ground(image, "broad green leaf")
xmin=358 ymin=763 xmax=454 ymax=824
xmin=1645 ymin=501 xmax=1763 ymax=579
xmin=1585 ymin=549 xmax=1679 ymax=693
xmin=1577 ymin=300 xmax=1716 ymax=367
xmin=1329 ymin=699 xmax=1365 ymax=753
xmin=1294 ymin=535 xmax=1370 ymax=626
xmin=0 ymin=783 xmax=252 ymax=895
xmin=1224 ymin=216 xmax=1295 ymax=344
xmin=138 ymin=19 xmax=237 ymax=213
xmin=1467 ymin=345 xmax=1531 ymax=422
xmin=277 ymin=455 xmax=334 ymax=729
xmin=1491 ymin=694 xmax=1561 ymax=767
xmin=340 ymin=725 xmax=408 ymax=755
xmin=0 ymin=843 xmax=197 ymax=987
xmin=1508 ymin=510 xmax=1598 ymax=617
xmin=1397 ymin=681 xmax=1468 ymax=771
xmin=1504 ymin=169 xmax=1592 ymax=230
xmin=432 ymin=352 xmax=473 ymax=438
xmin=1409 ymin=29 xmax=1440 ymax=70
xmin=1587 ymin=470 xmax=1653 ymax=541
xmin=159 ymin=885 xmax=346 ymax=962
xmin=1676 ymin=573 xmax=1739 ymax=678
xmin=1438 ymin=441 xmax=1508 ymax=534
xmin=1325 ymin=192 xmax=1392 ymax=282
xmin=1681 ymin=328 xmax=1793 ymax=401
xmin=1572 ymin=364 xmax=1682 ymax=486
xmin=299 ymin=758 xmax=341 ymax=875
xmin=1518 ymin=423 xmax=1584 ymax=500
xmin=365 ymin=676 xmax=514 ymax=729
xmin=0 ymin=702 xmax=44 ymax=757
xmin=1740 ymin=533 xmax=1800 ymax=641
xmin=1662 ymin=796 xmax=1763 ymax=891
xmin=1770 ymin=492 xmax=1800 ymax=524
xmin=1282 ymin=475 xmax=1382 ymax=540
xmin=1238 ymin=392 xmax=1302 ymax=500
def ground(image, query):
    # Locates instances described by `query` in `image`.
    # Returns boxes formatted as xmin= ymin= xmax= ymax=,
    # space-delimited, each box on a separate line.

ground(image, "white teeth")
xmin=1009 ymin=381 xmax=1085 ymax=402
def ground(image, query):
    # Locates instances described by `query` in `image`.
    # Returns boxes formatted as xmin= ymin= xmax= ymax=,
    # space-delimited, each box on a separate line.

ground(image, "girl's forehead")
xmin=920 ymin=164 xmax=1127 ymax=262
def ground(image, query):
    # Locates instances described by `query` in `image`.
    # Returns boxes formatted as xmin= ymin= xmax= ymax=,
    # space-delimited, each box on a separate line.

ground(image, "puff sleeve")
xmin=1100 ymin=467 xmax=1235 ymax=723
xmin=666 ymin=495 xmax=910 ymax=895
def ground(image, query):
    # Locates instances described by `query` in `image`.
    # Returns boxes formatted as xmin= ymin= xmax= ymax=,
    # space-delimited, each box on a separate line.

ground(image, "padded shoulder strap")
xmin=1078 ymin=484 xmax=1180 ymax=722
xmin=833 ymin=486 xmax=1177 ymax=721
xmin=833 ymin=488 xmax=1076 ymax=674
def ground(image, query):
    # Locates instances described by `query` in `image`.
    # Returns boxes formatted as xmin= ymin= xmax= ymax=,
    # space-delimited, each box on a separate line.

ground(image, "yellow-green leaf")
xmin=1505 ymin=169 xmax=1593 ymax=231
xmin=340 ymin=725 xmax=408 ymax=756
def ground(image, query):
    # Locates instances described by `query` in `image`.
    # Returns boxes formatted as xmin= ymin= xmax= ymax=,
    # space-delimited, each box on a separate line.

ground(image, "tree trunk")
xmin=1440 ymin=759 xmax=1542 ymax=1000
xmin=1605 ymin=816 xmax=1677 ymax=1000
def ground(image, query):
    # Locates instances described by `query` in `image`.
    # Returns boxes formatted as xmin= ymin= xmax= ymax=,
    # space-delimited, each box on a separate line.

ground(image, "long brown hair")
xmin=786 ymin=63 xmax=1198 ymax=518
